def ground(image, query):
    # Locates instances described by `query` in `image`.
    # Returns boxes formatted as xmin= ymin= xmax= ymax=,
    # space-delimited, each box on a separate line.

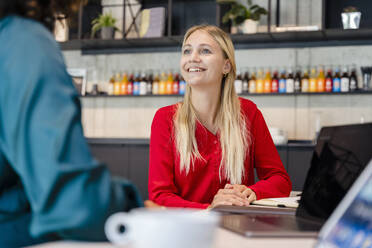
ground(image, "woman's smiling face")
xmin=180 ymin=30 xmax=230 ymax=88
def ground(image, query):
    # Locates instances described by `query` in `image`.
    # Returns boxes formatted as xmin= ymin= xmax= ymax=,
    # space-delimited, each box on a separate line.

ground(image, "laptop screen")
xmin=316 ymin=159 xmax=372 ymax=248
xmin=296 ymin=123 xmax=372 ymax=222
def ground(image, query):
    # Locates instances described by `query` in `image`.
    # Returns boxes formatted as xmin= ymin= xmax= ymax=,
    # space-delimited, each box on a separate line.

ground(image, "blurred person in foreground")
xmin=0 ymin=0 xmax=142 ymax=246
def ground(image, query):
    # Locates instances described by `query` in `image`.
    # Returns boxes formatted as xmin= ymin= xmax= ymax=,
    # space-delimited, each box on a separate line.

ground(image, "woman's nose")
xmin=190 ymin=50 xmax=201 ymax=62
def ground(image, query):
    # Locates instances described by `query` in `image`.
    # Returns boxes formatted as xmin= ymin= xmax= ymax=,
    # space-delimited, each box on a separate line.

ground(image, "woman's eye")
xmin=183 ymin=49 xmax=191 ymax=55
xmin=201 ymin=48 xmax=211 ymax=54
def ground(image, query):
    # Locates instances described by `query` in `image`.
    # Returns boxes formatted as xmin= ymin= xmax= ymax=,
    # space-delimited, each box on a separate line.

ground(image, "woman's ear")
xmin=223 ymin=60 xmax=231 ymax=74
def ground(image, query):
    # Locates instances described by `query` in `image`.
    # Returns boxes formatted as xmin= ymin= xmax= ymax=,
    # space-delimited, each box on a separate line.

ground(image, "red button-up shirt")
xmin=148 ymin=98 xmax=292 ymax=209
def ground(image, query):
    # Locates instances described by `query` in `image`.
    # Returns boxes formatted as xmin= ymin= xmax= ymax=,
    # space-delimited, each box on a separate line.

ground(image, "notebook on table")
xmin=214 ymin=123 xmax=372 ymax=238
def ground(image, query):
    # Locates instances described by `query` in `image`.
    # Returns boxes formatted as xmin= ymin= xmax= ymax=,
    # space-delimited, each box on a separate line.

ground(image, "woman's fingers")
xmin=215 ymin=194 xmax=248 ymax=206
xmin=247 ymin=191 xmax=257 ymax=204
xmin=242 ymin=187 xmax=253 ymax=198
xmin=219 ymin=188 xmax=246 ymax=199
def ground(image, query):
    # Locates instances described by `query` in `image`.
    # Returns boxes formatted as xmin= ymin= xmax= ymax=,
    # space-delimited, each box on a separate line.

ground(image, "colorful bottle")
xmin=108 ymin=73 xmax=115 ymax=95
xmin=309 ymin=68 xmax=317 ymax=92
xmin=325 ymin=69 xmax=333 ymax=92
xmin=152 ymin=72 xmax=160 ymax=95
xmin=301 ymin=69 xmax=310 ymax=93
xmin=146 ymin=70 xmax=153 ymax=95
xmin=234 ymin=70 xmax=243 ymax=94
xmin=271 ymin=70 xmax=279 ymax=93
xmin=139 ymin=72 xmax=147 ymax=95
xmin=263 ymin=69 xmax=272 ymax=93
xmin=256 ymin=69 xmax=264 ymax=93
xmin=242 ymin=70 xmax=249 ymax=93
xmin=179 ymin=75 xmax=186 ymax=95
xmin=159 ymin=72 xmax=167 ymax=95
xmin=173 ymin=72 xmax=180 ymax=95
xmin=317 ymin=67 xmax=325 ymax=92
xmin=248 ymin=70 xmax=257 ymax=93
xmin=120 ymin=72 xmax=128 ymax=95
xmin=286 ymin=68 xmax=294 ymax=93
xmin=166 ymin=71 xmax=173 ymax=95
xmin=332 ymin=68 xmax=341 ymax=92
xmin=340 ymin=66 xmax=350 ymax=92
xmin=278 ymin=70 xmax=286 ymax=93
xmin=349 ymin=66 xmax=358 ymax=91
xmin=132 ymin=72 xmax=140 ymax=95
xmin=294 ymin=68 xmax=301 ymax=93
xmin=114 ymin=72 xmax=121 ymax=95
xmin=127 ymin=72 xmax=133 ymax=95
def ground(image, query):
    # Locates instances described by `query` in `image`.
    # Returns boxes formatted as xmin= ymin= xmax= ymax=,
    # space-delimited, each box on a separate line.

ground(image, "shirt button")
xmin=214 ymin=140 xmax=217 ymax=144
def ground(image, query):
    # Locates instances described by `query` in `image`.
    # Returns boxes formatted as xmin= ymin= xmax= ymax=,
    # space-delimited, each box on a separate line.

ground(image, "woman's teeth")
xmin=188 ymin=68 xmax=203 ymax=72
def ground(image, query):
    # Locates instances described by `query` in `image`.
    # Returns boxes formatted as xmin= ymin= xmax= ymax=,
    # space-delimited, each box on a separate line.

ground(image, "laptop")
xmin=214 ymin=123 xmax=372 ymax=238
xmin=315 ymin=159 xmax=372 ymax=247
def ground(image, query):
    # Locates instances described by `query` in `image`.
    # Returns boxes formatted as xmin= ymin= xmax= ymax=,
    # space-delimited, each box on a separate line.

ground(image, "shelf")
xmin=60 ymin=28 xmax=372 ymax=54
xmin=81 ymin=90 xmax=372 ymax=98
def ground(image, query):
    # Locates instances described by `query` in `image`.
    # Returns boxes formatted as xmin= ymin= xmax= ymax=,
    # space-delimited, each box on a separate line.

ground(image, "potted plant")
xmin=91 ymin=12 xmax=119 ymax=39
xmin=218 ymin=0 xmax=268 ymax=34
xmin=341 ymin=6 xmax=361 ymax=29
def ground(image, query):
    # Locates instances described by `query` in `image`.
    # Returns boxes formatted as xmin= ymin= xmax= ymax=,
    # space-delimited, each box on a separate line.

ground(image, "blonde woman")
xmin=148 ymin=25 xmax=291 ymax=209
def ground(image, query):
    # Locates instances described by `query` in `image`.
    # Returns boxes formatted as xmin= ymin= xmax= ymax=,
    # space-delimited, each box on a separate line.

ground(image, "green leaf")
xmin=90 ymin=12 xmax=118 ymax=38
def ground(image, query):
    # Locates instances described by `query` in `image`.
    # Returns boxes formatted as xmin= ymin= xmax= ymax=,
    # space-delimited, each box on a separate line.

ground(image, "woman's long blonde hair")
xmin=174 ymin=24 xmax=251 ymax=184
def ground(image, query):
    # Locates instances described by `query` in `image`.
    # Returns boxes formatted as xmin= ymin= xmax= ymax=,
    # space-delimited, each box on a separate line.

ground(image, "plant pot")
xmin=341 ymin=12 xmax=361 ymax=29
xmin=239 ymin=19 xmax=258 ymax=34
xmin=230 ymin=25 xmax=238 ymax=34
xmin=101 ymin=27 xmax=114 ymax=39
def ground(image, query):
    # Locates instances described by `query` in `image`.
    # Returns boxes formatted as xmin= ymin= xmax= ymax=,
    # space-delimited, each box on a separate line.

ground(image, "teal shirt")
xmin=0 ymin=16 xmax=142 ymax=245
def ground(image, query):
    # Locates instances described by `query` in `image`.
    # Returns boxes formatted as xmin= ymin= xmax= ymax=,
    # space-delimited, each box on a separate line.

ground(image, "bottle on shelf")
xmin=132 ymin=72 xmax=140 ymax=95
xmin=317 ymin=66 xmax=325 ymax=92
xmin=256 ymin=68 xmax=264 ymax=93
xmin=340 ymin=66 xmax=350 ymax=92
xmin=166 ymin=70 xmax=173 ymax=95
xmin=173 ymin=72 xmax=180 ymax=95
xmin=349 ymin=65 xmax=358 ymax=91
xmin=286 ymin=68 xmax=294 ymax=93
xmin=146 ymin=70 xmax=153 ymax=95
xmin=271 ymin=69 xmax=279 ymax=93
xmin=301 ymin=68 xmax=310 ymax=93
xmin=332 ymin=67 xmax=341 ymax=92
xmin=159 ymin=71 xmax=167 ymax=95
xmin=242 ymin=68 xmax=249 ymax=93
xmin=139 ymin=71 xmax=147 ymax=95
xmin=263 ymin=68 xmax=272 ymax=93
xmin=278 ymin=69 xmax=286 ymax=93
xmin=309 ymin=67 xmax=317 ymax=92
xmin=127 ymin=72 xmax=134 ymax=95
xmin=152 ymin=71 xmax=160 ymax=95
xmin=122 ymin=72 xmax=130 ymax=95
xmin=325 ymin=67 xmax=333 ymax=92
xmin=179 ymin=75 xmax=186 ymax=95
xmin=294 ymin=67 xmax=302 ymax=93
xmin=114 ymin=72 xmax=121 ymax=95
xmin=248 ymin=68 xmax=257 ymax=93
xmin=108 ymin=73 xmax=115 ymax=95
xmin=234 ymin=70 xmax=243 ymax=94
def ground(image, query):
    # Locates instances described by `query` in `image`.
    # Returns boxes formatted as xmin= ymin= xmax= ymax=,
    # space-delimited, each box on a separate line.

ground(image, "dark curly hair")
xmin=0 ymin=0 xmax=83 ymax=31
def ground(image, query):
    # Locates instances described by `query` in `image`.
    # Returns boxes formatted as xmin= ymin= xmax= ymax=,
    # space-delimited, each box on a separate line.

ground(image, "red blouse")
xmin=148 ymin=98 xmax=292 ymax=209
